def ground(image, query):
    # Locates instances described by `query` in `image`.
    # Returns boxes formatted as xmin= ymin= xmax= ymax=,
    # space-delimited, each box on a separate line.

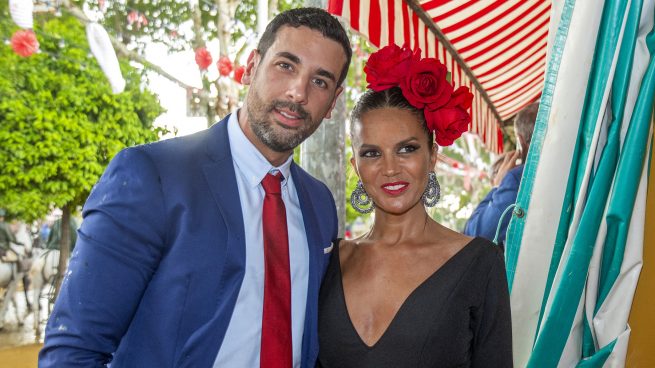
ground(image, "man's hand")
xmin=493 ymin=150 xmax=521 ymax=187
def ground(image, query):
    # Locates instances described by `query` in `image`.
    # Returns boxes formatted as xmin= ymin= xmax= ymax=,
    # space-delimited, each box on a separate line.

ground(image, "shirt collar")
xmin=227 ymin=110 xmax=293 ymax=188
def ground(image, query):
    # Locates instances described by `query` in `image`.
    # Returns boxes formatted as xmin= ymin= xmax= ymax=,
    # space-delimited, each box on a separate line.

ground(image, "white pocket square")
xmin=323 ymin=243 xmax=334 ymax=254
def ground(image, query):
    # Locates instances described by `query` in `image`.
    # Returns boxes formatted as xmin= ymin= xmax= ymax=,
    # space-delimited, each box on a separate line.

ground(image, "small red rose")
xmin=425 ymin=107 xmax=469 ymax=146
xmin=195 ymin=47 xmax=212 ymax=70
xmin=425 ymin=86 xmax=473 ymax=146
xmin=448 ymin=86 xmax=474 ymax=110
xmin=11 ymin=30 xmax=39 ymax=57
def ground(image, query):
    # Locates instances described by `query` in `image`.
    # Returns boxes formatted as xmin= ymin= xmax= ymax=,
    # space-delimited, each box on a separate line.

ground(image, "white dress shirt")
xmin=213 ymin=112 xmax=309 ymax=367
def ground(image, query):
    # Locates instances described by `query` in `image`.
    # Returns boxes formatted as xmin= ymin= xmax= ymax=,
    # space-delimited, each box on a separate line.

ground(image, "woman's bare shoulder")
xmin=426 ymin=222 xmax=476 ymax=254
xmin=337 ymin=238 xmax=361 ymax=259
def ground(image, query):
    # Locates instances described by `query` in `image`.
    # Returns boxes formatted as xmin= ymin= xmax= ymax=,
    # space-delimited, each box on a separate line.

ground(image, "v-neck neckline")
xmin=336 ymin=237 xmax=480 ymax=350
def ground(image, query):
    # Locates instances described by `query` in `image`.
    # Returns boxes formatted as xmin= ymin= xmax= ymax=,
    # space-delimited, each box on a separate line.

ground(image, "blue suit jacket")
xmin=40 ymin=116 xmax=338 ymax=367
xmin=463 ymin=164 xmax=524 ymax=245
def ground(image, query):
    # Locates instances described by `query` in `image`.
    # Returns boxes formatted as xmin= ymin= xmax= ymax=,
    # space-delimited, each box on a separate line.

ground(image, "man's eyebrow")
xmin=276 ymin=51 xmax=301 ymax=65
xmin=275 ymin=51 xmax=337 ymax=83
xmin=316 ymin=68 xmax=337 ymax=83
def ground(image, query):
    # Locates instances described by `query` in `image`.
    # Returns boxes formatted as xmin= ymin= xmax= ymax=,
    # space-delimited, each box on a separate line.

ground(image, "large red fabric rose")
xmin=400 ymin=58 xmax=452 ymax=109
xmin=364 ymin=44 xmax=417 ymax=92
xmin=424 ymin=86 xmax=473 ymax=146
xmin=217 ymin=56 xmax=233 ymax=77
xmin=11 ymin=30 xmax=39 ymax=57
xmin=194 ymin=47 xmax=212 ymax=70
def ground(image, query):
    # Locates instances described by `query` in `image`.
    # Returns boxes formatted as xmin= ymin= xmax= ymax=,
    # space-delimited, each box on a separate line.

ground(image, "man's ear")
xmin=518 ymin=134 xmax=529 ymax=161
xmin=324 ymin=86 xmax=344 ymax=119
xmin=241 ymin=50 xmax=260 ymax=86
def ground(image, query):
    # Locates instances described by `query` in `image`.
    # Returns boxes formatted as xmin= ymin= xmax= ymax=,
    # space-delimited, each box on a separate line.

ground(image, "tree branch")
xmin=61 ymin=0 xmax=201 ymax=91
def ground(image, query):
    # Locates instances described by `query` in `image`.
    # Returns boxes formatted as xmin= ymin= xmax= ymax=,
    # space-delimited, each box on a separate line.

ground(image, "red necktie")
xmin=260 ymin=173 xmax=292 ymax=368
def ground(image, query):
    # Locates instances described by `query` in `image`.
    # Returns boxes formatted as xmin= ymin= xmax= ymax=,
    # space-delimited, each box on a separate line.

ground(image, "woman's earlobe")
xmin=349 ymin=155 xmax=356 ymax=169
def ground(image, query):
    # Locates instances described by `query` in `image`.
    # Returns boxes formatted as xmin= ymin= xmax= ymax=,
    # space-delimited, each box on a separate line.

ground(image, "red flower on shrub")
xmin=217 ymin=56 xmax=233 ymax=77
xmin=194 ymin=47 xmax=212 ymax=70
xmin=233 ymin=65 xmax=245 ymax=84
xmin=11 ymin=30 xmax=39 ymax=57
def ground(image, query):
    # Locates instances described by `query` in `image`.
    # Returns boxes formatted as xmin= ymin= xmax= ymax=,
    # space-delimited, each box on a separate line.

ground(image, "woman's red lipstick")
xmin=381 ymin=181 xmax=409 ymax=195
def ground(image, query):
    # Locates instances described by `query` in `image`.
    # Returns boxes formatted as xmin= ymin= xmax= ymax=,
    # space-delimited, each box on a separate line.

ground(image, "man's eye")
xmin=278 ymin=62 xmax=292 ymax=70
xmin=399 ymin=145 xmax=418 ymax=153
xmin=313 ymin=78 xmax=327 ymax=88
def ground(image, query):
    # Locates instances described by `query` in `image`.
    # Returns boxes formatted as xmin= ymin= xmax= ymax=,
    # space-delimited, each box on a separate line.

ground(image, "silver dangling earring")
xmin=422 ymin=172 xmax=441 ymax=207
xmin=350 ymin=180 xmax=375 ymax=214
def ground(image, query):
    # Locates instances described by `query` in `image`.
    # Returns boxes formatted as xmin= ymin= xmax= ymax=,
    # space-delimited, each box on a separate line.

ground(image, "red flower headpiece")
xmin=364 ymin=44 xmax=473 ymax=146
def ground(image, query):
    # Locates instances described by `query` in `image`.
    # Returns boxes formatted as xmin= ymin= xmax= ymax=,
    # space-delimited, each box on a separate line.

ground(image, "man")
xmin=464 ymin=102 xmax=539 ymax=246
xmin=40 ymin=8 xmax=351 ymax=367
xmin=45 ymin=217 xmax=78 ymax=252
xmin=0 ymin=209 xmax=17 ymax=260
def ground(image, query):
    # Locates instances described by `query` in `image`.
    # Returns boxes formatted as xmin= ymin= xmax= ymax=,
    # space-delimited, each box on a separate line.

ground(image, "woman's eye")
xmin=360 ymin=150 xmax=379 ymax=158
xmin=398 ymin=145 xmax=419 ymax=153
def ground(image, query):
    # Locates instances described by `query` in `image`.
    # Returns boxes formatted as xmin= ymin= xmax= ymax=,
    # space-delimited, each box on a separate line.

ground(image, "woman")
xmin=318 ymin=45 xmax=512 ymax=367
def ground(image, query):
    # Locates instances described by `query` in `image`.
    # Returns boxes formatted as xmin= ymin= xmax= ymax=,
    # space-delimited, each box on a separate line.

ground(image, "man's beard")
xmin=247 ymin=90 xmax=323 ymax=153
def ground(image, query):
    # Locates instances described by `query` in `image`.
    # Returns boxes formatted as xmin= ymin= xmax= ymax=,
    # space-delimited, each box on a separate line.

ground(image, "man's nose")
xmin=285 ymin=75 xmax=309 ymax=104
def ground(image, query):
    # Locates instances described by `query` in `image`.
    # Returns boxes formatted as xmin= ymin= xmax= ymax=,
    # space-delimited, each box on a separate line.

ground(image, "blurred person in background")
xmin=463 ymin=102 xmax=539 ymax=247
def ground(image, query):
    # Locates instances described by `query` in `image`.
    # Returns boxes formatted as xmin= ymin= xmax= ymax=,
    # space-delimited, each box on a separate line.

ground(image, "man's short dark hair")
xmin=514 ymin=102 xmax=539 ymax=148
xmin=257 ymin=7 xmax=352 ymax=86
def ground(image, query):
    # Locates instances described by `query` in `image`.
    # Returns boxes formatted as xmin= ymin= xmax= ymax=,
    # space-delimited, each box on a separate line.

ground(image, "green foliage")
xmin=0 ymin=13 xmax=165 ymax=221
xmin=344 ymin=35 xmax=375 ymax=114
xmin=233 ymin=0 xmax=304 ymax=43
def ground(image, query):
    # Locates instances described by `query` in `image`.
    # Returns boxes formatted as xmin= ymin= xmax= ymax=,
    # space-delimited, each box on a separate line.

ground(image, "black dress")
xmin=317 ymin=237 xmax=512 ymax=368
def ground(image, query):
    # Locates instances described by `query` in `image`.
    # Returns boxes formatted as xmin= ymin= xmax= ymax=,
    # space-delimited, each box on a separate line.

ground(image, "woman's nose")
xmin=382 ymin=156 xmax=400 ymax=176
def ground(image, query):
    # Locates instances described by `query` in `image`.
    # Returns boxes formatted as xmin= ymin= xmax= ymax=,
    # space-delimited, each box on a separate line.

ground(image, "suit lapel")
xmin=291 ymin=163 xmax=321 ymax=268
xmin=291 ymin=163 xmax=322 ymax=367
xmin=202 ymin=117 xmax=245 ymax=246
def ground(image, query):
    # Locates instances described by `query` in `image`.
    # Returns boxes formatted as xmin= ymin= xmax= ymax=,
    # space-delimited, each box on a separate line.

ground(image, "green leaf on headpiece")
xmin=447 ymin=71 xmax=452 ymax=83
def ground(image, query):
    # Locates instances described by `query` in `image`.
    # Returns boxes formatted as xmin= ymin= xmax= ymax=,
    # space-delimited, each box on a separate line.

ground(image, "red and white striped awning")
xmin=328 ymin=0 xmax=551 ymax=153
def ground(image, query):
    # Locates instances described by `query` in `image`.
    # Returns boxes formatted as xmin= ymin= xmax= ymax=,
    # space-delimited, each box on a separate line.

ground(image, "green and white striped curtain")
xmin=505 ymin=0 xmax=655 ymax=366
